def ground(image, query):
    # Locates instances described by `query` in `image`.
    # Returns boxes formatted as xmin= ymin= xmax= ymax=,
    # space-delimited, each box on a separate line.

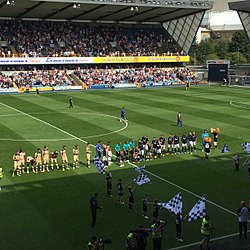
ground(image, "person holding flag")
xmin=142 ymin=194 xmax=149 ymax=219
xmin=198 ymin=214 xmax=214 ymax=250
xmin=175 ymin=212 xmax=187 ymax=242
xmin=128 ymin=186 xmax=136 ymax=211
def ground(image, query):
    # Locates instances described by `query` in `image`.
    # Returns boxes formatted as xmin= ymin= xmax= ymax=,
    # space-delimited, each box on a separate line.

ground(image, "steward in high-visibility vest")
xmin=199 ymin=215 xmax=214 ymax=250
xmin=126 ymin=231 xmax=137 ymax=250
xmin=151 ymin=221 xmax=164 ymax=250
xmin=201 ymin=217 xmax=211 ymax=235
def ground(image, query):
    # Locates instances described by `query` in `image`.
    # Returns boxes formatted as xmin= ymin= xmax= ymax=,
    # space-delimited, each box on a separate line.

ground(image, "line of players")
xmin=12 ymin=145 xmax=81 ymax=177
xmin=113 ymin=132 xmax=197 ymax=165
xmin=12 ymin=132 xmax=197 ymax=176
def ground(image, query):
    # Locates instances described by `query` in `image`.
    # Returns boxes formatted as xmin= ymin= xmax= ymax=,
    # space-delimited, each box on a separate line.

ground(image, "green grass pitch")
xmin=0 ymin=85 xmax=249 ymax=250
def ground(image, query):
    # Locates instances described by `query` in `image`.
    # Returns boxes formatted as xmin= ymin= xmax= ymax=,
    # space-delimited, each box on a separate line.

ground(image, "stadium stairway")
xmin=69 ymin=72 xmax=83 ymax=86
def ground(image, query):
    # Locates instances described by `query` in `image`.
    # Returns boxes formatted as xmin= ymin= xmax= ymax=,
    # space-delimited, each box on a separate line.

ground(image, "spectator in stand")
xmin=0 ymin=20 xmax=185 ymax=57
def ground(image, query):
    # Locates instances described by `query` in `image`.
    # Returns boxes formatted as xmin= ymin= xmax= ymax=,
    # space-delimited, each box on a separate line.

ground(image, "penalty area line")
xmin=0 ymin=102 xmax=236 ymax=218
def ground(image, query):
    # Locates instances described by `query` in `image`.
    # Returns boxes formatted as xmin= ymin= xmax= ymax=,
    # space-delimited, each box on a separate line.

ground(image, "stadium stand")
xmin=13 ymin=69 xmax=71 ymax=88
xmin=74 ymin=66 xmax=196 ymax=86
xmin=0 ymin=20 xmax=184 ymax=57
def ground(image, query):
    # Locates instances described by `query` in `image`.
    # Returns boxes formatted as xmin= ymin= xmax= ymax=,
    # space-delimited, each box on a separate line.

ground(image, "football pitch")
xmin=0 ymin=85 xmax=249 ymax=250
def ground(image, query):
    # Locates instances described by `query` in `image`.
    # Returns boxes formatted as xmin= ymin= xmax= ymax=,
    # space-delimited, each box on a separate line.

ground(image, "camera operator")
xmin=134 ymin=226 xmax=149 ymax=250
xmin=126 ymin=230 xmax=137 ymax=250
xmin=151 ymin=220 xmax=166 ymax=250
xmin=87 ymin=236 xmax=103 ymax=250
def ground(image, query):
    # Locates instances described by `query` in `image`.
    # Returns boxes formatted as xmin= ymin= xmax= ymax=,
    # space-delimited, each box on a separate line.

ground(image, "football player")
xmin=73 ymin=145 xmax=79 ymax=169
xmin=61 ymin=145 xmax=69 ymax=171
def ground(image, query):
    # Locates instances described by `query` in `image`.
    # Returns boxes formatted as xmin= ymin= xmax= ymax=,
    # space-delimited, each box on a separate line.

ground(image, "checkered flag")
xmin=93 ymin=156 xmax=105 ymax=174
xmin=134 ymin=173 xmax=151 ymax=185
xmin=242 ymin=142 xmax=250 ymax=155
xmin=188 ymin=195 xmax=206 ymax=222
xmin=159 ymin=192 xmax=182 ymax=215
xmin=133 ymin=165 xmax=145 ymax=173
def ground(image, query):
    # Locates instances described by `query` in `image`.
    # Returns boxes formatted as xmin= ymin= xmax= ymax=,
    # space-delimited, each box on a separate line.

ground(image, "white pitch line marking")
xmin=168 ymin=230 xmax=250 ymax=250
xmin=0 ymin=102 xmax=236 ymax=218
xmin=0 ymin=110 xmax=128 ymax=141
xmin=229 ymin=101 xmax=250 ymax=110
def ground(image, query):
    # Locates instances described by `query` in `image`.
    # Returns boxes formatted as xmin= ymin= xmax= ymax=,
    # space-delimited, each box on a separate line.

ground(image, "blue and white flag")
xmin=242 ymin=142 xmax=250 ymax=156
xmin=134 ymin=173 xmax=151 ymax=185
xmin=93 ymin=156 xmax=105 ymax=174
xmin=133 ymin=165 xmax=145 ymax=173
xmin=159 ymin=192 xmax=182 ymax=215
xmin=188 ymin=195 xmax=206 ymax=222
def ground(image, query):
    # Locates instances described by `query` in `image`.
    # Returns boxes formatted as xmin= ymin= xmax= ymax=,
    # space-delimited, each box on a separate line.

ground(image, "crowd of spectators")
xmin=0 ymin=72 xmax=14 ymax=89
xmin=0 ymin=66 xmax=196 ymax=89
xmin=12 ymin=69 xmax=71 ymax=88
xmin=74 ymin=66 xmax=196 ymax=86
xmin=0 ymin=20 xmax=185 ymax=57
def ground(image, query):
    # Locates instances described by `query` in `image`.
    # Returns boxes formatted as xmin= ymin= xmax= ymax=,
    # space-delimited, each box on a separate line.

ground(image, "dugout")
xmin=207 ymin=60 xmax=230 ymax=83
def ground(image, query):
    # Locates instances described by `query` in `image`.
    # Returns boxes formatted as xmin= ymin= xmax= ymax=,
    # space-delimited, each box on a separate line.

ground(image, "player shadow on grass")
xmin=1 ymin=152 xmax=249 ymax=250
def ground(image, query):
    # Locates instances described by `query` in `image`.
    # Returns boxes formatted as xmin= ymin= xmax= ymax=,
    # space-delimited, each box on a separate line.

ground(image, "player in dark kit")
xmin=212 ymin=131 xmax=219 ymax=149
xmin=173 ymin=135 xmax=181 ymax=154
xmin=204 ymin=140 xmax=211 ymax=160
xmin=141 ymin=135 xmax=149 ymax=146
xmin=181 ymin=133 xmax=188 ymax=154
xmin=153 ymin=200 xmax=161 ymax=222
xmin=167 ymin=134 xmax=174 ymax=155
xmin=106 ymin=172 xmax=112 ymax=196
xmin=159 ymin=135 xmax=166 ymax=156
xmin=117 ymin=178 xmax=124 ymax=204
xmin=69 ymin=96 xmax=73 ymax=108
xmin=128 ymin=186 xmax=136 ymax=211
xmin=175 ymin=213 xmax=186 ymax=241
xmin=142 ymin=194 xmax=149 ymax=219
xmin=188 ymin=132 xmax=193 ymax=154
xmin=152 ymin=137 xmax=158 ymax=158
xmin=191 ymin=132 xmax=197 ymax=152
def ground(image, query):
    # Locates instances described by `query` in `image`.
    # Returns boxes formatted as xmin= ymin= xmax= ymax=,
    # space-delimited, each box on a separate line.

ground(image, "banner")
xmin=94 ymin=56 xmax=190 ymax=64
xmin=0 ymin=56 xmax=189 ymax=65
xmin=0 ymin=57 xmax=94 ymax=65
xmin=0 ymin=88 xmax=18 ymax=93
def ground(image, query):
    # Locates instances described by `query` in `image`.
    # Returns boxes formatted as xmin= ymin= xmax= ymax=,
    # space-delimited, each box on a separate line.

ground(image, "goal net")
xmin=229 ymin=75 xmax=250 ymax=87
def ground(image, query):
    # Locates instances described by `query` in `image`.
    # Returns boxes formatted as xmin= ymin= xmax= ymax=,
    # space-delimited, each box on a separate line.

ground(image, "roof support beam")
xmin=95 ymin=6 xmax=130 ymax=21
xmin=119 ymin=7 xmax=158 ymax=22
xmin=70 ymin=5 xmax=104 ymax=20
xmin=140 ymin=8 xmax=180 ymax=23
xmin=16 ymin=1 xmax=44 ymax=18
xmin=45 ymin=4 xmax=72 ymax=19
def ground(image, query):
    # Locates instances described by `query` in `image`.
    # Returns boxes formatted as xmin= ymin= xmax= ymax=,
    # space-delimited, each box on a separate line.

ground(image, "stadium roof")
xmin=228 ymin=0 xmax=250 ymax=13
xmin=229 ymin=1 xmax=250 ymax=40
xmin=0 ymin=0 xmax=213 ymax=23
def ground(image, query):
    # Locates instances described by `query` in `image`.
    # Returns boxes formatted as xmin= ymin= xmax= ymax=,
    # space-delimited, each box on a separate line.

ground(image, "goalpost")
xmin=229 ymin=75 xmax=250 ymax=87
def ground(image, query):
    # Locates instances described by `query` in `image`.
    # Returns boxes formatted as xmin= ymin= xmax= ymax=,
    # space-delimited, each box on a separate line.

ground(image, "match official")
xmin=90 ymin=193 xmax=102 ymax=228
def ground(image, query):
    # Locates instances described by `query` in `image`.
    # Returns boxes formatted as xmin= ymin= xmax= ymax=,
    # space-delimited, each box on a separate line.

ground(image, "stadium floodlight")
xmin=73 ymin=3 xmax=81 ymax=8
xmin=7 ymin=0 xmax=15 ymax=5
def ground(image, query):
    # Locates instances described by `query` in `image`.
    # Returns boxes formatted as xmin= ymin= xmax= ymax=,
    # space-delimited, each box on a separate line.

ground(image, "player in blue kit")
xmin=120 ymin=107 xmax=126 ymax=122
xmin=95 ymin=141 xmax=102 ymax=159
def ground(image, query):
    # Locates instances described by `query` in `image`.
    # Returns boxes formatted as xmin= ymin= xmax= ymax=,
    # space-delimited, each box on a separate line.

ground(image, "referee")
xmin=69 ymin=96 xmax=73 ymax=108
